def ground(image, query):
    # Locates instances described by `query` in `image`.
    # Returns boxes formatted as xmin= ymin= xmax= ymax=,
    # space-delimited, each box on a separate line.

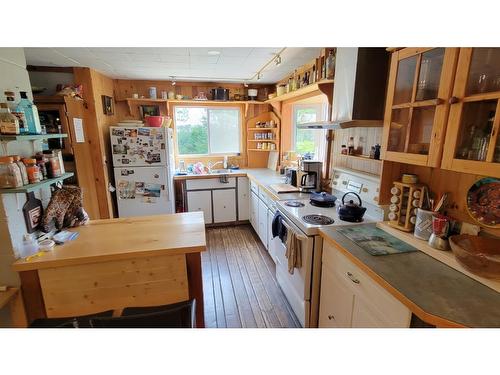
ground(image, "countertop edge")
xmin=12 ymin=245 xmax=207 ymax=272
xmin=319 ymin=230 xmax=466 ymax=328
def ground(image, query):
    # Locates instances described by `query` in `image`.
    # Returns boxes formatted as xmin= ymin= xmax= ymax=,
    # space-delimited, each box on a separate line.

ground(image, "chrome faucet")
xmin=208 ymin=161 xmax=224 ymax=173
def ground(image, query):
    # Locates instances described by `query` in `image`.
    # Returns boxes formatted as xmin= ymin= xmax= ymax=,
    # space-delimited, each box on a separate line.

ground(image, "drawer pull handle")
xmin=347 ymin=272 xmax=360 ymax=284
xmin=328 ymin=314 xmax=335 ymax=320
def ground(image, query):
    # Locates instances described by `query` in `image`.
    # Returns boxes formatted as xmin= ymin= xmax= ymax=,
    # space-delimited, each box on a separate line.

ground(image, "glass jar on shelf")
xmin=0 ymin=156 xmax=23 ymax=188
xmin=23 ymin=158 xmax=41 ymax=184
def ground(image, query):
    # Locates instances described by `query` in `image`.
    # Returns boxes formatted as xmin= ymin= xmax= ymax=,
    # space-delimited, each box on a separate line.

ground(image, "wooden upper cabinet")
xmin=381 ymin=48 xmax=459 ymax=167
xmin=441 ymin=48 xmax=500 ymax=177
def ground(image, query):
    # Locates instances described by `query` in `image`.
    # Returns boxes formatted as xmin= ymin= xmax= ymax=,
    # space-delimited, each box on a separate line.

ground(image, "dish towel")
xmin=284 ymin=225 xmax=302 ymax=275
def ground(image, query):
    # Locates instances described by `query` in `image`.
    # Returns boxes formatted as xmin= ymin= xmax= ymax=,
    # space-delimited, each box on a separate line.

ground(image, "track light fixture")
xmin=171 ymin=76 xmax=176 ymax=86
xmin=274 ymin=54 xmax=282 ymax=66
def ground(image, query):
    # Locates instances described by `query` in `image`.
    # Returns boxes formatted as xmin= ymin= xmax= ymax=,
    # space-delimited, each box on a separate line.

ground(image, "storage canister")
xmin=0 ymin=156 xmax=23 ymax=188
xmin=23 ymin=158 xmax=41 ymax=184
xmin=12 ymin=155 xmax=28 ymax=185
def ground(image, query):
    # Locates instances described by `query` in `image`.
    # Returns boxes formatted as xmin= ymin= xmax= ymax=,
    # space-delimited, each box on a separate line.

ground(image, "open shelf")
xmin=167 ymin=99 xmax=267 ymax=105
xmin=0 ymin=133 xmax=68 ymax=142
xmin=247 ymin=127 xmax=278 ymax=131
xmin=265 ymin=79 xmax=334 ymax=104
xmin=247 ymin=139 xmax=278 ymax=142
xmin=0 ymin=172 xmax=74 ymax=194
xmin=247 ymin=149 xmax=275 ymax=152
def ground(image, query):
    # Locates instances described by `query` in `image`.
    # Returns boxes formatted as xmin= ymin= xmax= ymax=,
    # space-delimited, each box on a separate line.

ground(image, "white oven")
xmin=274 ymin=210 xmax=316 ymax=328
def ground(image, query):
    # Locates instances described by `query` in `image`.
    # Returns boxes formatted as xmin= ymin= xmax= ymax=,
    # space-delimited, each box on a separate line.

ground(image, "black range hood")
xmin=298 ymin=47 xmax=390 ymax=130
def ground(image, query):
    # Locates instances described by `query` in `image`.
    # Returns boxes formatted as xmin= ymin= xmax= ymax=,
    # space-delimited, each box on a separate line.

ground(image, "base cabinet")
xmin=213 ymin=189 xmax=236 ymax=223
xmin=187 ymin=190 xmax=213 ymax=224
xmin=258 ymin=198 xmax=268 ymax=249
xmin=237 ymin=177 xmax=249 ymax=221
xmin=250 ymin=190 xmax=259 ymax=231
xmin=319 ymin=241 xmax=411 ymax=328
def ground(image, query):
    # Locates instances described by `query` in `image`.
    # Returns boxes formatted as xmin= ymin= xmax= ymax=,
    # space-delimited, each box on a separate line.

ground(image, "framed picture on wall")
xmin=102 ymin=95 xmax=114 ymax=115
xmin=140 ymin=105 xmax=160 ymax=119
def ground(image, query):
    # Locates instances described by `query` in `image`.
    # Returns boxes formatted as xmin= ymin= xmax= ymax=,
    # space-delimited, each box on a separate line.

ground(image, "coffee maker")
xmin=298 ymin=160 xmax=322 ymax=193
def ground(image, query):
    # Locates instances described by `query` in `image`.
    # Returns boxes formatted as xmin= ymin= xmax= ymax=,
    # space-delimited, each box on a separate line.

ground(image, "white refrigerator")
xmin=110 ymin=126 xmax=175 ymax=217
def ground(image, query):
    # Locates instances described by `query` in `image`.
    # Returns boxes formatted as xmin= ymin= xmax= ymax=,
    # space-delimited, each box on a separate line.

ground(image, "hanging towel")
xmin=283 ymin=222 xmax=302 ymax=275
xmin=271 ymin=211 xmax=287 ymax=242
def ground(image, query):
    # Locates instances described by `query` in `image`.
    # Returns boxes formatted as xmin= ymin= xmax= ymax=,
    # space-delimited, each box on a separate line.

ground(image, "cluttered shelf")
xmin=0 ymin=172 xmax=74 ymax=194
xmin=264 ymin=79 xmax=334 ymax=104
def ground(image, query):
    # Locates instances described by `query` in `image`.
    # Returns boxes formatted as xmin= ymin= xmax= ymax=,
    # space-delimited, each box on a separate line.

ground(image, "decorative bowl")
xmin=449 ymin=234 xmax=500 ymax=279
xmin=145 ymin=116 xmax=163 ymax=127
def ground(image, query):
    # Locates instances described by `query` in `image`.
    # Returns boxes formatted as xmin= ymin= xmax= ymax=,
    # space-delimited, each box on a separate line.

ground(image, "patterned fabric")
xmin=41 ymin=185 xmax=89 ymax=232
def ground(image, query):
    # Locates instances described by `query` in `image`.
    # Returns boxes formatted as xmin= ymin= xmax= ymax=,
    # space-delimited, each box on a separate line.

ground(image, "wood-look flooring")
xmin=202 ymin=225 xmax=301 ymax=328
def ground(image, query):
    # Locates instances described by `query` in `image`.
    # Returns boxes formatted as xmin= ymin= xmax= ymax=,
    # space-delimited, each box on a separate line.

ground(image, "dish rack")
xmin=388 ymin=181 xmax=425 ymax=232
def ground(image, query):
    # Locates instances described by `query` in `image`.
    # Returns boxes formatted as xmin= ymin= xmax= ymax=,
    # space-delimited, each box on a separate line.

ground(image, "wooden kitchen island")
xmin=12 ymin=212 xmax=206 ymax=327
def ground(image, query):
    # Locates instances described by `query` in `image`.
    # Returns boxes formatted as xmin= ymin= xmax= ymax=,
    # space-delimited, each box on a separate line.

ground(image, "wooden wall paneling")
xmin=38 ymin=254 xmax=189 ymax=318
xmin=73 ymin=67 xmax=114 ymax=219
xmin=62 ymin=97 xmax=101 ymax=219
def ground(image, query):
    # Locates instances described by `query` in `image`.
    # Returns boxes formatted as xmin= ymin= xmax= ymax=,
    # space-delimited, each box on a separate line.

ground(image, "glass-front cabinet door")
xmin=382 ymin=48 xmax=458 ymax=167
xmin=442 ymin=48 xmax=500 ymax=177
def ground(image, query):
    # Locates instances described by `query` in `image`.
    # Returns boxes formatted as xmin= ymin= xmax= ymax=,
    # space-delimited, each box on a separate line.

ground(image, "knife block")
xmin=388 ymin=181 xmax=425 ymax=232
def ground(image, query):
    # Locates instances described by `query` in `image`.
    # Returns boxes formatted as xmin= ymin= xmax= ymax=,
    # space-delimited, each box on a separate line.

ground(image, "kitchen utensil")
xmin=428 ymin=214 xmax=450 ymax=250
xmin=337 ymin=192 xmax=366 ymax=222
xmin=466 ymin=177 xmax=500 ymax=228
xmin=449 ymin=234 xmax=500 ymax=279
xmin=145 ymin=116 xmax=164 ymax=127
xmin=310 ymin=192 xmax=337 ymax=208
xmin=211 ymin=88 xmax=229 ymax=101
xmin=414 ymin=208 xmax=434 ymax=241
xmin=247 ymin=88 xmax=258 ymax=100
xmin=433 ymin=193 xmax=448 ymax=212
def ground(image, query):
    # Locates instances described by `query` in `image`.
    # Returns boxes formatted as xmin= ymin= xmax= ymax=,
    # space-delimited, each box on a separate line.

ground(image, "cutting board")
xmin=270 ymin=183 xmax=300 ymax=193
xmin=267 ymin=151 xmax=279 ymax=171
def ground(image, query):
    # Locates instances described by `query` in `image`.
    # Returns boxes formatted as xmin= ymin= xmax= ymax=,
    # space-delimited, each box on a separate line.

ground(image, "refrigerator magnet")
xmin=138 ymin=128 xmax=150 ymax=136
xmin=112 ymin=129 xmax=124 ymax=137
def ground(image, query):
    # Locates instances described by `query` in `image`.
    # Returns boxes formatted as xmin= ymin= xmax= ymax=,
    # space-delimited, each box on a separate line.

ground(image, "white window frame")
xmin=173 ymin=105 xmax=242 ymax=157
xmin=292 ymin=103 xmax=328 ymax=158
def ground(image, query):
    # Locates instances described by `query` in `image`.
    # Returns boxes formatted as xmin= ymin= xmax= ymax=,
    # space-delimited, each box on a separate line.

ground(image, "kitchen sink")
xmin=210 ymin=169 xmax=233 ymax=174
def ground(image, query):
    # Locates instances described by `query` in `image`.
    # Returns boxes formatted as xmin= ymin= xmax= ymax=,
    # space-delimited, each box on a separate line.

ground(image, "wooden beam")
xmin=27 ymin=65 xmax=74 ymax=73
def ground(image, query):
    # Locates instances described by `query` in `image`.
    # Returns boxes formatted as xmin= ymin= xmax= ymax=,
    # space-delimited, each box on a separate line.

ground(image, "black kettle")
xmin=337 ymin=192 xmax=366 ymax=222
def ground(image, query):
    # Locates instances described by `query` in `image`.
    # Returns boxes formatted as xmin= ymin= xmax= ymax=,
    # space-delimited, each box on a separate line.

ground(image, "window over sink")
xmin=173 ymin=106 xmax=241 ymax=156
xmin=293 ymin=103 xmax=327 ymax=160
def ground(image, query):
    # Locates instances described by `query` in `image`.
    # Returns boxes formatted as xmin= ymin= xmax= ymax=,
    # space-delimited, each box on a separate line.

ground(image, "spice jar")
xmin=0 ymin=156 xmax=23 ymax=188
xmin=12 ymin=155 xmax=28 ymax=185
xmin=23 ymin=158 xmax=41 ymax=184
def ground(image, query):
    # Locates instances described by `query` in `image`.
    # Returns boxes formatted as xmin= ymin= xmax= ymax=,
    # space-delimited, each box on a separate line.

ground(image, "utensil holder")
xmin=414 ymin=208 xmax=434 ymax=241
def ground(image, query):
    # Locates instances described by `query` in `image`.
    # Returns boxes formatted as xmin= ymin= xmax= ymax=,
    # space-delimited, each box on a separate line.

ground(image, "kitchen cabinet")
xmin=381 ymin=48 xmax=459 ymax=167
xmin=250 ymin=190 xmax=259 ymax=231
xmin=319 ymin=241 xmax=411 ymax=328
xmin=187 ymin=190 xmax=213 ymax=224
xmin=237 ymin=177 xmax=249 ymax=221
xmin=213 ymin=189 xmax=236 ymax=223
xmin=441 ymin=48 xmax=500 ymax=177
xmin=318 ymin=266 xmax=354 ymax=328
xmin=267 ymin=208 xmax=273 ymax=252
xmin=258 ymin=198 xmax=268 ymax=249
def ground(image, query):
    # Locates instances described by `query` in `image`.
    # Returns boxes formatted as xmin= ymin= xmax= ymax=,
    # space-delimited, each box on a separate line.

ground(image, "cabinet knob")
xmin=328 ymin=315 xmax=335 ymax=320
xmin=449 ymin=96 xmax=460 ymax=104
xmin=347 ymin=272 xmax=360 ymax=284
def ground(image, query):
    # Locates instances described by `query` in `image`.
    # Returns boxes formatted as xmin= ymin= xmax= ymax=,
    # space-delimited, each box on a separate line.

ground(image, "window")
xmin=293 ymin=104 xmax=327 ymax=160
xmin=174 ymin=107 xmax=241 ymax=155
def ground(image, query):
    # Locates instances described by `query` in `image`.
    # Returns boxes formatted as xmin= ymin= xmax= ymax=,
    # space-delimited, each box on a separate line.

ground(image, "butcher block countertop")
xmin=319 ymin=223 xmax=500 ymax=328
xmin=12 ymin=212 xmax=206 ymax=272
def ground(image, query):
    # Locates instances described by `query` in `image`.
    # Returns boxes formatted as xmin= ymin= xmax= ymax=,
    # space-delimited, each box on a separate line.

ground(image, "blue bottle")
xmin=16 ymin=91 xmax=42 ymax=134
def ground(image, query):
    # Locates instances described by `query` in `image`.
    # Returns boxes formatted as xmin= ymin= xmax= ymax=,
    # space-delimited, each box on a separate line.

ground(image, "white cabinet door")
xmin=213 ymin=189 xmax=236 ymax=223
xmin=267 ymin=208 xmax=273 ymax=251
xmin=187 ymin=190 xmax=212 ymax=224
xmin=250 ymin=191 xmax=259 ymax=231
xmin=258 ymin=198 xmax=268 ymax=249
xmin=318 ymin=265 xmax=355 ymax=328
xmin=237 ymin=177 xmax=249 ymax=221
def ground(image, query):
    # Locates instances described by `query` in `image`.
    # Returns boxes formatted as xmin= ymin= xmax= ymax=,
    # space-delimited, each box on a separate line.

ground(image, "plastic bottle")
xmin=15 ymin=91 xmax=42 ymax=134
xmin=12 ymin=155 xmax=29 ymax=185
xmin=19 ymin=233 xmax=39 ymax=258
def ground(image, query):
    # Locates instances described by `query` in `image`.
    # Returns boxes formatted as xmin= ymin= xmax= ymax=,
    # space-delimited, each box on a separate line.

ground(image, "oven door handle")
xmin=281 ymin=219 xmax=307 ymax=241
